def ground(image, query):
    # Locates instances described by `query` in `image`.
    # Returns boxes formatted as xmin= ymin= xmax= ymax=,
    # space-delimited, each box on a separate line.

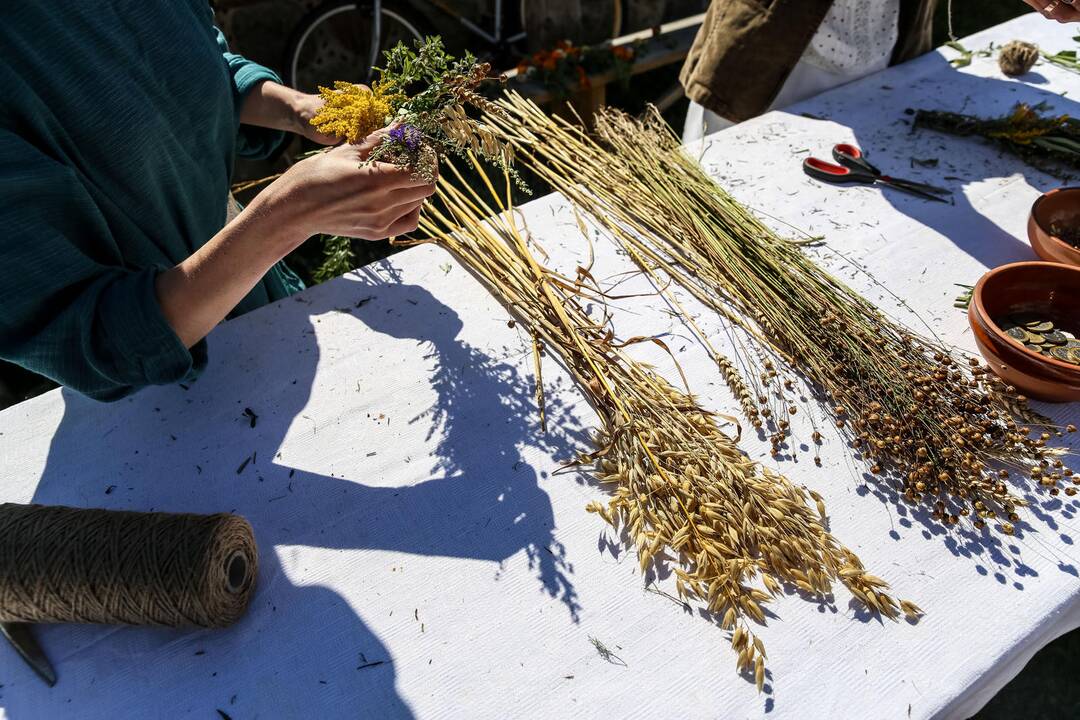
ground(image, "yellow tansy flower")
xmin=310 ymin=81 xmax=401 ymax=144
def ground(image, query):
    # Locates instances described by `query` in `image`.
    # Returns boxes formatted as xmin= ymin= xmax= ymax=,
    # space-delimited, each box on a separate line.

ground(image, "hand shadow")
xmin=2 ymin=263 xmax=586 ymax=718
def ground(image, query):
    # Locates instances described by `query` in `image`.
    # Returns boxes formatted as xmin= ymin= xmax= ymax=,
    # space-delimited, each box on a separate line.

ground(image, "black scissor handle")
xmin=832 ymin=144 xmax=881 ymax=176
xmin=803 ymin=157 xmax=877 ymax=185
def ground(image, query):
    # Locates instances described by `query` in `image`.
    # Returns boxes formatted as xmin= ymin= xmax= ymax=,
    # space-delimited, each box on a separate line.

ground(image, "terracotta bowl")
xmin=968 ymin=261 xmax=1080 ymax=403
xmin=1028 ymin=187 xmax=1080 ymax=267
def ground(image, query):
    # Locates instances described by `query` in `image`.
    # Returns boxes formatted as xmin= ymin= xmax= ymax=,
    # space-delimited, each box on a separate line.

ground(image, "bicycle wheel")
xmin=285 ymin=1 xmax=427 ymax=94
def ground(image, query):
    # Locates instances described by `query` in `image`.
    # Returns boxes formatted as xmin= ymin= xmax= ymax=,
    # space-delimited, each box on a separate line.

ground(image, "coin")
xmin=1042 ymin=330 xmax=1068 ymax=345
xmin=1050 ymin=347 xmax=1073 ymax=362
xmin=1028 ymin=320 xmax=1055 ymax=333
xmin=1010 ymin=313 xmax=1041 ymax=326
xmin=1005 ymin=326 xmax=1029 ymax=341
xmin=1025 ymin=332 xmax=1046 ymax=344
xmin=1070 ymin=347 xmax=1080 ymax=364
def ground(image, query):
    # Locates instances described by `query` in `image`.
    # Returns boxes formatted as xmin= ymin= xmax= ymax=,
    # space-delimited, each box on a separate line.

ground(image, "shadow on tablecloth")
xmin=829 ymin=55 xmax=1080 ymax=587
xmin=820 ymin=52 xmax=1080 ymax=269
xmin=8 ymin=269 xmax=587 ymax=718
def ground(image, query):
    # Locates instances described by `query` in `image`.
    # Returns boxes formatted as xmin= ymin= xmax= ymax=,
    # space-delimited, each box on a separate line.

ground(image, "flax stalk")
xmin=483 ymin=93 xmax=1076 ymax=535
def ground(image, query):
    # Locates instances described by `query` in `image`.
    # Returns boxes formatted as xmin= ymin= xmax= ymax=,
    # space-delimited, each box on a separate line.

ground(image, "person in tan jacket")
xmin=681 ymin=1 xmax=1080 ymax=141
xmin=680 ymin=0 xmax=940 ymax=141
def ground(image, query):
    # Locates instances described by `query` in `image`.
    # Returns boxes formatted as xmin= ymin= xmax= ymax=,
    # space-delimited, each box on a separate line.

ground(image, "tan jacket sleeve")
xmin=680 ymin=0 xmax=939 ymax=123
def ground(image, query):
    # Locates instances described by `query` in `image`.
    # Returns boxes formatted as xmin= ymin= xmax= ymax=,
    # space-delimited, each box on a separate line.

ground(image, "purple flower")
xmin=389 ymin=123 xmax=423 ymax=151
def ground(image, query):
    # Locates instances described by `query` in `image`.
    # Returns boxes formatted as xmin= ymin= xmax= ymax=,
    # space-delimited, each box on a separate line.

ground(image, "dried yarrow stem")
xmin=484 ymin=94 xmax=1076 ymax=533
xmin=407 ymin=154 xmax=918 ymax=685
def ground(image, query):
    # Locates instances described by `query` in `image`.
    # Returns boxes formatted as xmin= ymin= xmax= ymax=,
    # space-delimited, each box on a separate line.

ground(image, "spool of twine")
xmin=0 ymin=504 xmax=257 ymax=627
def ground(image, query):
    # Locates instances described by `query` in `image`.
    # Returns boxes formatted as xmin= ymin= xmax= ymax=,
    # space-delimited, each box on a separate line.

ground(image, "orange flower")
xmin=576 ymin=65 xmax=590 ymax=90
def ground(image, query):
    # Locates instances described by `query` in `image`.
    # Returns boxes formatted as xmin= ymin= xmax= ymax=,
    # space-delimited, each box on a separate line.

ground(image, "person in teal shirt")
xmin=0 ymin=1 xmax=434 ymax=401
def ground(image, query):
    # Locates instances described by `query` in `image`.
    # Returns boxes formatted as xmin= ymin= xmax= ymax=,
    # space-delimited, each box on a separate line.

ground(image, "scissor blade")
xmin=882 ymin=175 xmax=953 ymax=196
xmin=1 ymin=622 xmax=57 ymax=687
xmin=897 ymin=179 xmax=953 ymax=196
xmin=879 ymin=179 xmax=950 ymax=203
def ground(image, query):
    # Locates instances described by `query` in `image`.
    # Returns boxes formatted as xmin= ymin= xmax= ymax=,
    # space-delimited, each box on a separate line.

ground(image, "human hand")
xmin=290 ymin=91 xmax=359 ymax=145
xmin=1023 ymin=0 xmax=1080 ymax=22
xmin=261 ymin=139 xmax=436 ymax=241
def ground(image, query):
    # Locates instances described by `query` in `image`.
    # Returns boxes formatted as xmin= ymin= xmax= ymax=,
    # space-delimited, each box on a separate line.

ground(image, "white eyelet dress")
xmin=683 ymin=0 xmax=901 ymax=142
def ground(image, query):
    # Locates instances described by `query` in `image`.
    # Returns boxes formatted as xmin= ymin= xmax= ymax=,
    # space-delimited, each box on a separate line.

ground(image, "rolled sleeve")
xmin=214 ymin=27 xmax=289 ymax=159
xmin=3 ymin=265 xmax=208 ymax=403
xmin=0 ymin=131 xmax=207 ymax=401
xmin=92 ymin=268 xmax=207 ymax=395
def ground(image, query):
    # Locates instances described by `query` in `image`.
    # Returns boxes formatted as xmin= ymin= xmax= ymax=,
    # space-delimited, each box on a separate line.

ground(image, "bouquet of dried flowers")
xmin=302 ymin=36 xmax=528 ymax=281
xmin=310 ymin=36 xmax=522 ymax=188
xmin=912 ymin=102 xmax=1080 ymax=171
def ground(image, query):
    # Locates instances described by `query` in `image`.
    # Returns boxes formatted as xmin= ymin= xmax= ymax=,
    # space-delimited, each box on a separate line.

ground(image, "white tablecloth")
xmin=2 ymin=13 xmax=1079 ymax=720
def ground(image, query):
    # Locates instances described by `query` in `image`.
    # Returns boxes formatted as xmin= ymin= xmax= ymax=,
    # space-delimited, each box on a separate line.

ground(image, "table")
xmin=2 ymin=13 xmax=1078 ymax=720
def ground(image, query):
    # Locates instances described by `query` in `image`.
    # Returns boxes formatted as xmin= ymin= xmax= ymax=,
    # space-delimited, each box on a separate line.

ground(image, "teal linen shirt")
xmin=0 ymin=1 xmax=303 ymax=401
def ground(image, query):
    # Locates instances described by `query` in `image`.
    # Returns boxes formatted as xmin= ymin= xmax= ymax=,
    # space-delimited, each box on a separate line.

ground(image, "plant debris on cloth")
xmin=485 ymin=93 xmax=1077 ymax=540
xmin=944 ymin=40 xmax=993 ymax=69
xmin=998 ymin=40 xmax=1039 ymax=77
xmin=408 ymin=154 xmax=918 ymax=687
xmin=911 ymin=102 xmax=1080 ymax=171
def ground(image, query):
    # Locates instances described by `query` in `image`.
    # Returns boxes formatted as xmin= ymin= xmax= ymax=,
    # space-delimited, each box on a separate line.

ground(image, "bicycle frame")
xmin=372 ymin=0 xmax=382 ymax=71
xmin=424 ymin=0 xmax=526 ymax=46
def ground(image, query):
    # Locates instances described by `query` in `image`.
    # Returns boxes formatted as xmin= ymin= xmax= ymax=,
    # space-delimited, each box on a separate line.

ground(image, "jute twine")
xmin=0 ymin=504 xmax=257 ymax=627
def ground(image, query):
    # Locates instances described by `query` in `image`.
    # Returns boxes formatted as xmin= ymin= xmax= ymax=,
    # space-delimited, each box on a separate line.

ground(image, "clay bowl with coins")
xmin=1028 ymin=187 xmax=1080 ymax=267
xmin=969 ymin=261 xmax=1080 ymax=402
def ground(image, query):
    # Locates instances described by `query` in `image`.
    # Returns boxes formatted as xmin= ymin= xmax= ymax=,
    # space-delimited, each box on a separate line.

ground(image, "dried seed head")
xmin=999 ymin=40 xmax=1040 ymax=77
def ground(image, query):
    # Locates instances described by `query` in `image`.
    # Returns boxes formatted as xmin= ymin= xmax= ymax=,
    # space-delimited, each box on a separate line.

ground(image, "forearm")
xmin=155 ymin=195 xmax=305 ymax=347
xmin=239 ymin=80 xmax=311 ymax=135
xmin=156 ymin=140 xmax=433 ymax=348
xmin=239 ymin=80 xmax=340 ymax=145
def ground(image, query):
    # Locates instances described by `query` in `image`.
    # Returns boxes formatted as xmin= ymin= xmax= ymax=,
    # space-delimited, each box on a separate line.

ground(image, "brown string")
xmin=0 ymin=504 xmax=258 ymax=627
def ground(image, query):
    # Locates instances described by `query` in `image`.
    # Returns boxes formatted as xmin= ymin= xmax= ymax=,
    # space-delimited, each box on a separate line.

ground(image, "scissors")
xmin=1 ymin=622 xmax=57 ymax=686
xmin=803 ymin=144 xmax=953 ymax=203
